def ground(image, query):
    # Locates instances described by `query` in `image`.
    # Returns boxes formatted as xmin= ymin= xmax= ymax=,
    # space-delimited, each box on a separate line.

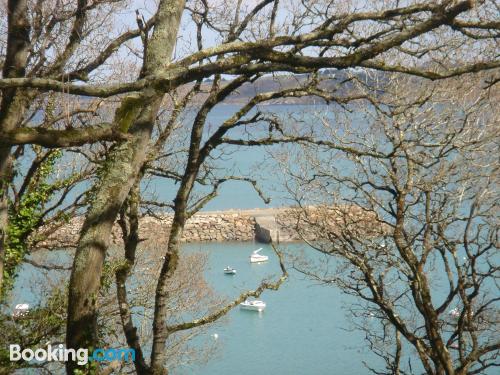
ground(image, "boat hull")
xmin=240 ymin=301 xmax=266 ymax=311
xmin=250 ymin=256 xmax=269 ymax=263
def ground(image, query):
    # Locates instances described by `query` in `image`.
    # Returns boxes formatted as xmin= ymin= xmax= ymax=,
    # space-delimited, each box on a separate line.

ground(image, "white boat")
xmin=240 ymin=300 xmax=266 ymax=312
xmin=13 ymin=303 xmax=29 ymax=318
xmin=449 ymin=308 xmax=460 ymax=318
xmin=224 ymin=266 xmax=236 ymax=275
xmin=250 ymin=248 xmax=268 ymax=263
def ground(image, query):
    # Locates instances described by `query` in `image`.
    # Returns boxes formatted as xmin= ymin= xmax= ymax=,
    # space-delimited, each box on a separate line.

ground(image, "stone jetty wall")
xmin=40 ymin=209 xmax=261 ymax=248
xmin=38 ymin=206 xmax=380 ymax=248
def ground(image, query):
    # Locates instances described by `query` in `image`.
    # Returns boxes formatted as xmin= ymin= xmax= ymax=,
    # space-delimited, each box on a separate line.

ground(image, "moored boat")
xmin=250 ymin=248 xmax=268 ymax=263
xmin=13 ymin=303 xmax=29 ymax=318
xmin=240 ymin=299 xmax=266 ymax=312
xmin=224 ymin=266 xmax=237 ymax=274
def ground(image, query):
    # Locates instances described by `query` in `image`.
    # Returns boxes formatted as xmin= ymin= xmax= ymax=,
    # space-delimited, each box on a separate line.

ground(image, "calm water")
xmin=178 ymin=242 xmax=379 ymax=375
xmin=12 ymin=242 xmax=380 ymax=375
xmin=10 ymin=105 xmax=496 ymax=374
xmin=142 ymin=104 xmax=343 ymax=211
xmin=11 ymin=104 xmax=381 ymax=373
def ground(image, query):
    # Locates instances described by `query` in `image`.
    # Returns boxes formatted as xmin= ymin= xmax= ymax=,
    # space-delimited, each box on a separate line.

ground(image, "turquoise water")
xmin=177 ymin=242 xmax=379 ymax=375
xmin=11 ymin=104 xmax=381 ymax=373
xmin=10 ymin=105 xmax=497 ymax=374
xmin=144 ymin=104 xmax=340 ymax=211
xmin=13 ymin=243 xmax=496 ymax=375
xmin=11 ymin=242 xmax=380 ymax=375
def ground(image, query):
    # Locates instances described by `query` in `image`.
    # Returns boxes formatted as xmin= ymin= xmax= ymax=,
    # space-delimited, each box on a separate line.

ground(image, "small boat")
xmin=240 ymin=299 xmax=266 ymax=312
xmin=13 ymin=303 xmax=29 ymax=318
xmin=224 ymin=266 xmax=236 ymax=275
xmin=250 ymin=248 xmax=268 ymax=263
xmin=449 ymin=308 xmax=460 ymax=318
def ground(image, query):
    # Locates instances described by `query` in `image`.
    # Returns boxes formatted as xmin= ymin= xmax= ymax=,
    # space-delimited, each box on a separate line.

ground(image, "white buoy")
xmin=212 ymin=333 xmax=219 ymax=340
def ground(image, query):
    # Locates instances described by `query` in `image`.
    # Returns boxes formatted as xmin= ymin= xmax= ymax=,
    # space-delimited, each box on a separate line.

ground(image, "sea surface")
xmin=12 ymin=104 xmax=380 ymax=374
xmin=12 ymin=242 xmax=381 ymax=375
xmin=11 ymin=104 xmax=486 ymax=374
xmin=142 ymin=103 xmax=342 ymax=211
xmin=178 ymin=242 xmax=380 ymax=375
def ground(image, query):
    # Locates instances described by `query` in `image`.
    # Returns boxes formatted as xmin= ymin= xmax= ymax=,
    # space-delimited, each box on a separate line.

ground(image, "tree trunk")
xmin=0 ymin=0 xmax=31 ymax=296
xmin=65 ymin=0 xmax=186 ymax=373
xmin=150 ymin=204 xmax=186 ymax=374
xmin=116 ymin=181 xmax=151 ymax=374
xmin=149 ymin=74 xmax=249 ymax=373
xmin=149 ymin=92 xmax=207 ymax=372
xmin=0 ymin=151 xmax=11 ymax=296
xmin=66 ymin=111 xmax=160 ymax=374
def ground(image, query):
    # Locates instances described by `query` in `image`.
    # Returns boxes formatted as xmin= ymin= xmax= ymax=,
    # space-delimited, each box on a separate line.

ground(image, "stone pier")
xmin=254 ymin=215 xmax=278 ymax=243
xmin=37 ymin=206 xmax=380 ymax=248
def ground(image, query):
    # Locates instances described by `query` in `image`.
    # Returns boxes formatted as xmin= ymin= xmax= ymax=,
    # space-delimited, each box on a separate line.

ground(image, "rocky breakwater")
xmin=39 ymin=210 xmax=257 ymax=248
xmin=37 ymin=206 xmax=382 ymax=249
xmin=179 ymin=211 xmax=255 ymax=242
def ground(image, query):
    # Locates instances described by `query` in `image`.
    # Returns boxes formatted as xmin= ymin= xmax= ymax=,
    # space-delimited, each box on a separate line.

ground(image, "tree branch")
xmin=0 ymin=124 xmax=130 ymax=147
xmin=167 ymin=244 xmax=287 ymax=333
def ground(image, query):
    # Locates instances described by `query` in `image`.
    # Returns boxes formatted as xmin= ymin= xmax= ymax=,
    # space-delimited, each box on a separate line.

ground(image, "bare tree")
xmin=0 ymin=0 xmax=142 ymax=295
xmin=278 ymin=75 xmax=499 ymax=375
xmin=1 ymin=1 xmax=499 ymax=374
